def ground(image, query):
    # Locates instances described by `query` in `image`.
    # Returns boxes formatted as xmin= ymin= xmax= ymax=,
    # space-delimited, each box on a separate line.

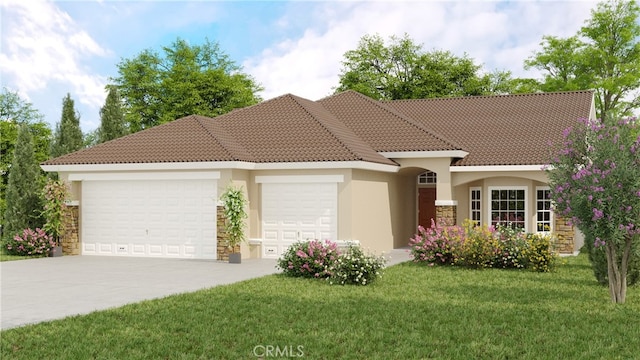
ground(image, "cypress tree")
xmin=50 ymin=93 xmax=83 ymax=158
xmin=98 ymin=86 xmax=127 ymax=143
xmin=3 ymin=124 xmax=45 ymax=240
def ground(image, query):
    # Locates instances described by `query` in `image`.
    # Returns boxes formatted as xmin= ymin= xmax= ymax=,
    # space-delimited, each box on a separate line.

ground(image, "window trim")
xmin=535 ymin=186 xmax=553 ymax=234
xmin=487 ymin=186 xmax=528 ymax=232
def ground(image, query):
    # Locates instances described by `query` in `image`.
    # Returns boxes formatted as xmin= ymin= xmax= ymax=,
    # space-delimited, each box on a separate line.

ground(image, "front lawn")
xmin=0 ymin=247 xmax=32 ymax=262
xmin=1 ymin=255 xmax=638 ymax=359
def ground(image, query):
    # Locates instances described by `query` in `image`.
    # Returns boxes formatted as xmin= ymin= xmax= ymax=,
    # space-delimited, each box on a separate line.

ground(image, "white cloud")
xmin=0 ymin=0 xmax=109 ymax=112
xmin=244 ymin=1 xmax=598 ymax=101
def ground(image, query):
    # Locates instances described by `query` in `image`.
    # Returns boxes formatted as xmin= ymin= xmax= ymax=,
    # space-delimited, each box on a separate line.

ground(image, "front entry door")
xmin=418 ymin=188 xmax=436 ymax=229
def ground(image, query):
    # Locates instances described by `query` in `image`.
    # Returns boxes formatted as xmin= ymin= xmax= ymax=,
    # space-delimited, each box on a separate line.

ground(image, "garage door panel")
xmin=82 ymin=179 xmax=217 ymax=259
xmin=262 ymin=182 xmax=337 ymax=259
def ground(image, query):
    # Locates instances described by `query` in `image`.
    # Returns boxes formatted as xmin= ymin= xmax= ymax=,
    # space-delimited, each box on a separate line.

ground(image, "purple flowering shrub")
xmin=277 ymin=240 xmax=339 ymax=278
xmin=6 ymin=228 xmax=55 ymax=256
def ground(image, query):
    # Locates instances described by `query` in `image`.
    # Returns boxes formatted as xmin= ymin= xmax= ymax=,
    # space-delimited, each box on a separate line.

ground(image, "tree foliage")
xmin=526 ymin=0 xmax=640 ymax=121
xmin=112 ymin=37 xmax=263 ymax=132
xmin=50 ymin=93 xmax=84 ymax=159
xmin=0 ymin=88 xmax=50 ymax=227
xmin=98 ymin=86 xmax=127 ymax=144
xmin=3 ymin=124 xmax=45 ymax=240
xmin=335 ymin=34 xmax=517 ymax=100
xmin=547 ymin=117 xmax=640 ymax=303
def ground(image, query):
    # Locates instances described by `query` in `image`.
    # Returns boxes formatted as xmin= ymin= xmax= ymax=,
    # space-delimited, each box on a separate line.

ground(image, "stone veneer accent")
xmin=61 ymin=205 xmax=80 ymax=255
xmin=435 ymin=205 xmax=457 ymax=226
xmin=554 ymin=216 xmax=575 ymax=254
xmin=216 ymin=205 xmax=239 ymax=261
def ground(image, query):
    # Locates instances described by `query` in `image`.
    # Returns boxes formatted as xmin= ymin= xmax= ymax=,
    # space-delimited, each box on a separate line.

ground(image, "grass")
xmin=0 ymin=247 xmax=33 ymax=262
xmin=1 ymin=254 xmax=639 ymax=359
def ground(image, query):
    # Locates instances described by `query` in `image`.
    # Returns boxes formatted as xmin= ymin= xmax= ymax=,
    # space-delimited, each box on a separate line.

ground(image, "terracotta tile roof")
xmin=42 ymin=115 xmax=241 ymax=165
xmin=43 ymin=94 xmax=396 ymax=166
xmin=385 ymin=90 xmax=594 ymax=166
xmin=42 ymin=90 xmax=593 ymax=168
xmin=319 ymin=90 xmax=464 ymax=152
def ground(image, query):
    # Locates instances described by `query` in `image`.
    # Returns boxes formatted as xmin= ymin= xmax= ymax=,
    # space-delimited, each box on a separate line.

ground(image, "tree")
xmin=3 ymin=124 xmax=45 ymax=240
xmin=547 ymin=117 xmax=640 ymax=303
xmin=0 ymin=88 xmax=51 ymax=227
xmin=112 ymin=37 xmax=263 ymax=132
xmin=335 ymin=33 xmax=516 ymax=100
xmin=526 ymin=0 xmax=640 ymax=121
xmin=98 ymin=86 xmax=127 ymax=144
xmin=50 ymin=93 xmax=84 ymax=159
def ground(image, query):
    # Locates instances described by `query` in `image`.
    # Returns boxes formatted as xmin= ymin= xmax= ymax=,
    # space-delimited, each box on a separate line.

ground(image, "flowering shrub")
xmin=409 ymin=219 xmax=558 ymax=272
xmin=277 ymin=240 xmax=339 ymax=278
xmin=5 ymin=228 xmax=55 ymax=256
xmin=409 ymin=219 xmax=461 ymax=266
xmin=521 ymin=234 xmax=558 ymax=273
xmin=42 ymin=179 xmax=70 ymax=245
xmin=457 ymin=223 xmax=497 ymax=268
xmin=327 ymin=245 xmax=386 ymax=286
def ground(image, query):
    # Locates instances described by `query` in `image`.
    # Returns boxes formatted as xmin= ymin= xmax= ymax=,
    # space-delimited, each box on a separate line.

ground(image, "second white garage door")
xmin=81 ymin=178 xmax=217 ymax=259
xmin=261 ymin=182 xmax=337 ymax=259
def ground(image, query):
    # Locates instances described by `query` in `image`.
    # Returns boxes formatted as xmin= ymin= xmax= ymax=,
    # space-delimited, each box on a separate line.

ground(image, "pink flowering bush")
xmin=277 ymin=240 xmax=339 ymax=278
xmin=5 ymin=228 xmax=55 ymax=256
xmin=408 ymin=219 xmax=462 ymax=266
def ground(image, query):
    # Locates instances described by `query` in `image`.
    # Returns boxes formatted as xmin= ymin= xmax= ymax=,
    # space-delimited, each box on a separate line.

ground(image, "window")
xmin=417 ymin=171 xmax=437 ymax=184
xmin=536 ymin=187 xmax=552 ymax=233
xmin=470 ymin=187 xmax=481 ymax=226
xmin=490 ymin=187 xmax=526 ymax=231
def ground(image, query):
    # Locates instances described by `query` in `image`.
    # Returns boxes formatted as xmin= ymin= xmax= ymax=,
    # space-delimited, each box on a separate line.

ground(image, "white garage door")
xmin=261 ymin=182 xmax=337 ymax=259
xmin=81 ymin=179 xmax=217 ymax=259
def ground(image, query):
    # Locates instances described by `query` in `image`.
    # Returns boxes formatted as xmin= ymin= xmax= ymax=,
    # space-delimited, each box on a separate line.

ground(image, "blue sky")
xmin=1 ymin=0 xmax=598 ymax=133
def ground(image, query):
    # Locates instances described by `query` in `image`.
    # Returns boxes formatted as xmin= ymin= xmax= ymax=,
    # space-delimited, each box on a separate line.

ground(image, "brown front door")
xmin=418 ymin=188 xmax=437 ymax=229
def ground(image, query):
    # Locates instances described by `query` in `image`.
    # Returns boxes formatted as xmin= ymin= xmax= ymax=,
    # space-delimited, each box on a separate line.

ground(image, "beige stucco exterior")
xmin=53 ymin=161 xmax=581 ymax=260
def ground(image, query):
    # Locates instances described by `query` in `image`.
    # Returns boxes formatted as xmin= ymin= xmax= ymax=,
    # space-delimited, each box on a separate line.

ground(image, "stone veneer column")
xmin=216 ymin=205 xmax=239 ymax=261
xmin=435 ymin=204 xmax=457 ymax=226
xmin=554 ymin=216 xmax=575 ymax=254
xmin=61 ymin=204 xmax=80 ymax=255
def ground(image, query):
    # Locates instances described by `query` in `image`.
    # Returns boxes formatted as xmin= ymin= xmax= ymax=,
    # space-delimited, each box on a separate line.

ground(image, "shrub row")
xmin=409 ymin=220 xmax=558 ymax=272
xmin=276 ymin=240 xmax=386 ymax=286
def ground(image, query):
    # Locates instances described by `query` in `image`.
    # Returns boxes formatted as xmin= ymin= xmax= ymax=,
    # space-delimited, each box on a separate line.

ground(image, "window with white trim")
xmin=536 ymin=187 xmax=552 ymax=233
xmin=417 ymin=171 xmax=437 ymax=184
xmin=470 ymin=187 xmax=481 ymax=226
xmin=490 ymin=187 xmax=526 ymax=231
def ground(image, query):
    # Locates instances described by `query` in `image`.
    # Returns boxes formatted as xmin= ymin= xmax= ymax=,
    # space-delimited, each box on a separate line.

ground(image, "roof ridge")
xmin=290 ymin=94 xmax=392 ymax=162
xmin=345 ymin=90 xmax=467 ymax=152
xmin=388 ymin=89 xmax=595 ymax=103
xmin=191 ymin=115 xmax=253 ymax=162
xmin=288 ymin=95 xmax=374 ymax=162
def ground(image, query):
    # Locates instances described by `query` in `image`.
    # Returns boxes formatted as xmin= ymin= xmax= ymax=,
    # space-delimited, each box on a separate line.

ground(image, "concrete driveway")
xmin=0 ymin=249 xmax=411 ymax=330
xmin=0 ymin=256 xmax=279 ymax=330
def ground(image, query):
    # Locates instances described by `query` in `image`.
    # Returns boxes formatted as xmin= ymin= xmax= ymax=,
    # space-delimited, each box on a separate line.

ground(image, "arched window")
xmin=417 ymin=171 xmax=437 ymax=184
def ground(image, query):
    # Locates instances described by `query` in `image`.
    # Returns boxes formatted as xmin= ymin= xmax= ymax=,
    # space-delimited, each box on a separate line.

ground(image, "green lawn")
xmin=1 ymin=255 xmax=638 ymax=359
xmin=0 ymin=247 xmax=33 ymax=262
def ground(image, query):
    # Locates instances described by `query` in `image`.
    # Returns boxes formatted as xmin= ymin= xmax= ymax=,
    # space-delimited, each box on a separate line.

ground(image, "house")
xmin=41 ymin=90 xmax=595 ymax=259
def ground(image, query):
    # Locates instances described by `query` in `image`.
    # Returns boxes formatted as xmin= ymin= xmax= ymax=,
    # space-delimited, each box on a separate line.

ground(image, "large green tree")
xmin=112 ymin=38 xmax=263 ymax=132
xmin=526 ymin=0 xmax=640 ymax=121
xmin=3 ymin=124 xmax=45 ymax=240
xmin=98 ymin=86 xmax=127 ymax=144
xmin=335 ymin=34 xmax=517 ymax=100
xmin=50 ymin=93 xmax=84 ymax=159
xmin=0 ymin=88 xmax=51 ymax=227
